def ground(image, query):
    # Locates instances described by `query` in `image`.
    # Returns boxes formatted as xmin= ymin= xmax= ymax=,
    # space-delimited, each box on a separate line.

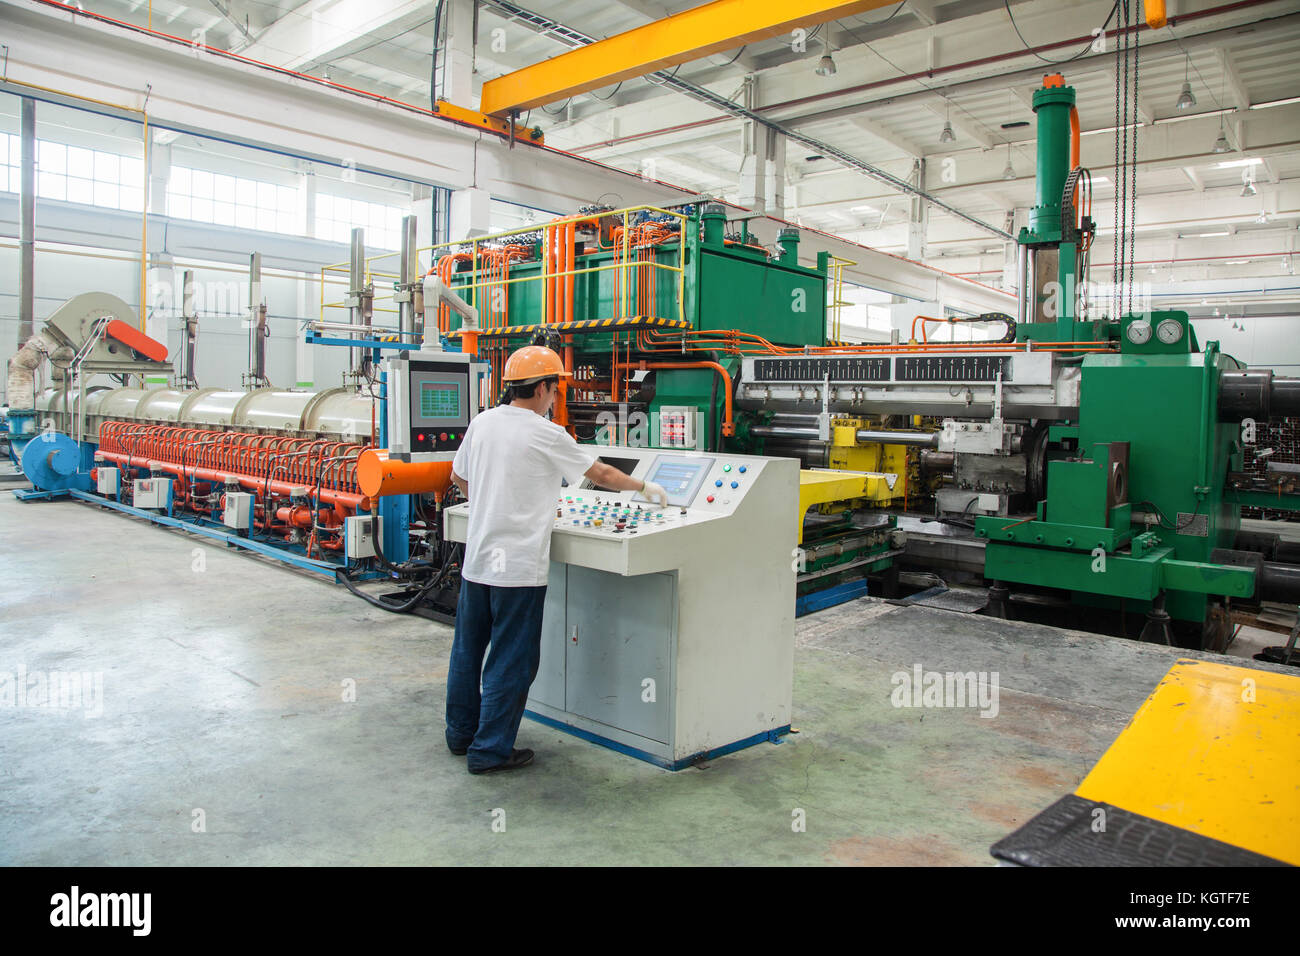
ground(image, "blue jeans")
xmin=446 ymin=579 xmax=547 ymax=770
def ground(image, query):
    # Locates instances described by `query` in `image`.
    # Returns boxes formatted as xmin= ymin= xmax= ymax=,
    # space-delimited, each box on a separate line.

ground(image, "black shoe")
xmin=468 ymin=748 xmax=534 ymax=775
xmin=448 ymin=744 xmax=468 ymax=756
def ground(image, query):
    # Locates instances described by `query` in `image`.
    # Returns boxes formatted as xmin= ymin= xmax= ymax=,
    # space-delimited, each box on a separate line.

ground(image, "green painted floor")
xmin=1 ymin=491 xmax=1288 ymax=865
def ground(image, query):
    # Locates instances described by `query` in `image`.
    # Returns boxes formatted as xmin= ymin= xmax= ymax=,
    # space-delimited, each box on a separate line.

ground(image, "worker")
xmin=447 ymin=345 xmax=668 ymax=774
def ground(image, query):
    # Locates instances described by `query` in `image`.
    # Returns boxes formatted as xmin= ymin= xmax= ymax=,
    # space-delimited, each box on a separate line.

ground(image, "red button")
xmin=417 ymin=433 xmax=425 ymax=441
xmin=706 ymin=495 xmax=714 ymax=503
xmin=439 ymin=432 xmax=448 ymax=441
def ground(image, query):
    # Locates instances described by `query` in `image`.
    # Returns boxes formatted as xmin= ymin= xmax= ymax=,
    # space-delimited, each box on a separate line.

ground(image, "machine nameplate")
xmin=1176 ymin=513 xmax=1209 ymax=538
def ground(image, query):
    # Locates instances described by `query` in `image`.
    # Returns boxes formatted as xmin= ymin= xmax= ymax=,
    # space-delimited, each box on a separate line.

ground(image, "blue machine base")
xmin=13 ymin=487 xmax=70 ymax=501
xmin=66 ymin=490 xmax=345 ymax=578
xmin=523 ymin=709 xmax=791 ymax=771
xmin=796 ymin=578 xmax=869 ymax=617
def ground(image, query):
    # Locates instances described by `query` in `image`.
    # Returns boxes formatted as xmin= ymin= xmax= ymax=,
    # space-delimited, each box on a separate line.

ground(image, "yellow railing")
xmin=827 ymin=255 xmax=857 ymax=342
xmin=318 ymin=205 xmax=689 ymax=333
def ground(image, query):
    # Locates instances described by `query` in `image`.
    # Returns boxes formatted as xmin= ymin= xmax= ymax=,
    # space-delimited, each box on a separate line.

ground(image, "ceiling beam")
xmin=1218 ymin=49 xmax=1251 ymax=110
xmin=479 ymin=0 xmax=902 ymax=115
xmin=907 ymin=0 xmax=939 ymax=26
xmin=848 ymin=114 xmax=924 ymax=159
xmin=232 ymin=0 xmax=431 ymax=70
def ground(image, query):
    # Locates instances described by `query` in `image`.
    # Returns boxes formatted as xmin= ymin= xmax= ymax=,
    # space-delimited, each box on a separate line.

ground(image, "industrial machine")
xmin=444 ymin=446 xmax=798 ymax=769
xmin=11 ymin=71 xmax=1300 ymax=661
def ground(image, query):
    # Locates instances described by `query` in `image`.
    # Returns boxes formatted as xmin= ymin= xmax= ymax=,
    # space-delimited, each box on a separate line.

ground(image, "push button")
xmin=715 ymin=479 xmax=723 ymax=487
xmin=730 ymin=481 xmax=739 ymax=489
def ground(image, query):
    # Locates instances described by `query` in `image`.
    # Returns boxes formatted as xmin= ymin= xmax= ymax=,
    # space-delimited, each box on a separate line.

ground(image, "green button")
xmin=723 ymin=464 xmax=732 ymax=472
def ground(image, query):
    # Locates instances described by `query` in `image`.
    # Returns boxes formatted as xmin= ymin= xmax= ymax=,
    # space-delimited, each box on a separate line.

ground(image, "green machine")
xmin=973 ymin=311 xmax=1300 ymax=646
xmin=440 ymin=202 xmax=827 ymax=449
xmin=969 ymin=75 xmax=1300 ymax=650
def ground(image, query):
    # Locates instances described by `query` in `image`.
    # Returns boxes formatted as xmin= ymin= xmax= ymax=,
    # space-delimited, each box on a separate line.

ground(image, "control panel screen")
xmin=403 ymin=359 xmax=471 ymax=457
xmin=636 ymin=455 xmax=715 ymax=507
xmin=420 ymin=382 xmax=461 ymax=419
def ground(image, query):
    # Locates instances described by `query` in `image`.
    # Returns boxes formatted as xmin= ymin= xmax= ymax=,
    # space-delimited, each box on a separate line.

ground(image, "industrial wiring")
xmin=1003 ymin=0 xmax=1119 ymax=65
xmin=590 ymin=81 xmax=625 ymax=101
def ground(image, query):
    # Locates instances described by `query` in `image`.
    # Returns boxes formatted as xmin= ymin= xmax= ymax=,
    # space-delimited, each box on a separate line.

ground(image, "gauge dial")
xmin=1126 ymin=320 xmax=1152 ymax=345
xmin=1156 ymin=318 xmax=1184 ymax=345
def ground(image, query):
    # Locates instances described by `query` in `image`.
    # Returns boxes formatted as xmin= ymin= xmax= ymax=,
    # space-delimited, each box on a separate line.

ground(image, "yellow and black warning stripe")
xmin=991 ymin=658 xmax=1299 ymax=866
xmin=445 ymin=316 xmax=690 ymax=339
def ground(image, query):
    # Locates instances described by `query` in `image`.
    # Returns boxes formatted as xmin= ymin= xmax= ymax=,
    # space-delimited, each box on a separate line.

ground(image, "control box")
xmin=223 ymin=492 xmax=253 ymax=531
xmin=97 ymin=467 xmax=119 ymax=496
xmin=445 ymin=447 xmax=798 ymax=770
xmin=658 ymin=406 xmax=698 ymax=449
xmin=133 ymin=477 xmax=171 ymax=510
xmin=344 ymin=515 xmax=383 ymax=559
xmin=386 ymin=349 xmax=484 ymax=463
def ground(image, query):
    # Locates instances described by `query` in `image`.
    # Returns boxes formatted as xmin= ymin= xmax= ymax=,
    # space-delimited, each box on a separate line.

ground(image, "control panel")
xmin=386 ymin=349 xmax=485 ymax=462
xmin=550 ymin=452 xmax=766 ymax=545
xmin=443 ymin=446 xmax=798 ymax=769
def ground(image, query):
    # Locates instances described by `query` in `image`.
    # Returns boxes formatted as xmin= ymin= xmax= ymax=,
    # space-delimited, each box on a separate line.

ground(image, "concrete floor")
xmin=1 ymin=490 xmax=1291 ymax=866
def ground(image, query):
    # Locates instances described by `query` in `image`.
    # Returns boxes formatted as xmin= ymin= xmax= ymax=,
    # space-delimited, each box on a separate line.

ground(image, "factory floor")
xmin=1 ymin=491 xmax=1292 ymax=866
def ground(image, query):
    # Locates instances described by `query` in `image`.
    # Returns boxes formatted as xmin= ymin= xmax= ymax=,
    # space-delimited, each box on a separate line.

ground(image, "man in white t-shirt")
xmin=447 ymin=345 xmax=668 ymax=774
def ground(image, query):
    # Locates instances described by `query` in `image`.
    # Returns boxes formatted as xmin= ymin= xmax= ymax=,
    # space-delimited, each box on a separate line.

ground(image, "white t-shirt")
xmin=452 ymin=404 xmax=598 ymax=587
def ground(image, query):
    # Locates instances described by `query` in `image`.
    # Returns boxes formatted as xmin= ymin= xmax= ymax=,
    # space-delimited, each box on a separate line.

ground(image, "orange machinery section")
xmin=358 ymin=448 xmax=454 ymax=501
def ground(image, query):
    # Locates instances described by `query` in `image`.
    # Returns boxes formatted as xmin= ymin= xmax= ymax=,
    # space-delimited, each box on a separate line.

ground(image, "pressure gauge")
xmin=1156 ymin=318 xmax=1184 ymax=345
xmin=1126 ymin=319 xmax=1152 ymax=345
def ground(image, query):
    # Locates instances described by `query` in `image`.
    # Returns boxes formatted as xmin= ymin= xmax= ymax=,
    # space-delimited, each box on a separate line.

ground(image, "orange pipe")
xmin=357 ymin=448 xmax=453 ymax=500
xmin=621 ymin=360 xmax=734 ymax=437
xmin=565 ymin=220 xmax=575 ymax=323
xmin=1070 ymin=104 xmax=1081 ymax=212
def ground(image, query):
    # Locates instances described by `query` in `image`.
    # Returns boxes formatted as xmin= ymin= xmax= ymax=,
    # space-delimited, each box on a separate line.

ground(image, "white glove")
xmin=641 ymin=480 xmax=669 ymax=508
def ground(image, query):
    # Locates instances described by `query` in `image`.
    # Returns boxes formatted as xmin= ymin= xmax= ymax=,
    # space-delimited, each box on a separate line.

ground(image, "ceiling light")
xmin=1248 ymin=96 xmax=1300 ymax=110
xmin=940 ymin=121 xmax=955 ymax=144
xmin=1242 ymin=181 xmax=1257 ymax=197
xmin=1259 ymin=211 xmax=1271 ymax=225
xmin=1189 ymin=231 xmax=1230 ymax=238
xmin=1176 ymin=54 xmax=1196 ymax=110
xmin=816 ymin=34 xmax=836 ymax=77
xmin=1001 ymin=144 xmax=1015 ymax=180
xmin=1213 ymin=129 xmax=1231 ymax=153
xmin=1216 ymin=157 xmax=1261 ymax=168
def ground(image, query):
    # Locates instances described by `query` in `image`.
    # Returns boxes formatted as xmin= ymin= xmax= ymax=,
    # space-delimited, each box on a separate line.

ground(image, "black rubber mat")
xmin=990 ymin=794 xmax=1290 ymax=867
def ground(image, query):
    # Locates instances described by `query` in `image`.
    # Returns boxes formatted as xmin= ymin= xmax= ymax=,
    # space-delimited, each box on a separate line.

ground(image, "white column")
xmin=449 ymin=186 xmax=491 ymax=241
xmin=442 ymin=0 xmax=477 ymax=109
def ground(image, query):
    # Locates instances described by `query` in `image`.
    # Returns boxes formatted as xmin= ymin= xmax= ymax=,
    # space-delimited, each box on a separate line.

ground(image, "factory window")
xmin=315 ymin=193 xmax=405 ymax=251
xmin=1 ymin=134 xmax=144 ymax=211
xmin=166 ymin=165 xmax=300 ymax=234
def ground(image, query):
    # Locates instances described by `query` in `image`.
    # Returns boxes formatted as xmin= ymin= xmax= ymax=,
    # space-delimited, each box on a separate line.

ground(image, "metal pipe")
xmin=1015 ymin=242 xmax=1028 ymax=327
xmin=750 ymin=425 xmax=939 ymax=447
xmin=1259 ymin=561 xmax=1300 ymax=605
xmin=399 ymin=215 xmax=417 ymax=340
xmin=348 ymin=228 xmax=366 ymax=375
xmin=18 ymin=97 xmax=35 ymax=349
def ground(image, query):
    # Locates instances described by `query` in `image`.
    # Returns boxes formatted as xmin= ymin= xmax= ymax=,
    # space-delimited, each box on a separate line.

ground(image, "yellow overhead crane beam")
xmin=479 ymin=0 xmax=894 ymax=118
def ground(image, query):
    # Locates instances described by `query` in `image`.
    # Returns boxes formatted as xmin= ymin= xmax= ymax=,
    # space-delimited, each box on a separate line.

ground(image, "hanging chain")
xmin=1111 ymin=7 xmax=1123 ymax=322
xmin=1118 ymin=0 xmax=1131 ymax=320
xmin=1128 ymin=21 xmax=1140 ymax=317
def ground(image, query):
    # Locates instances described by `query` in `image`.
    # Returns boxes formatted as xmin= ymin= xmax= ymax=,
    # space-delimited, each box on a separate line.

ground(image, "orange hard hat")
xmin=502 ymin=345 xmax=566 ymax=384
